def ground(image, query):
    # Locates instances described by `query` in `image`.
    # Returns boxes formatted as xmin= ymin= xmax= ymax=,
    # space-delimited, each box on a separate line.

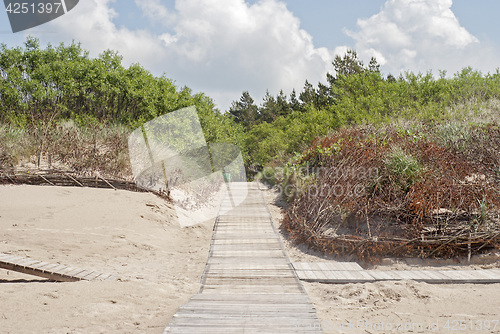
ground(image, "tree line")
xmin=1 ymin=38 xmax=499 ymax=170
xmin=230 ymin=50 xmax=500 ymax=166
xmin=0 ymin=37 xmax=245 ymax=152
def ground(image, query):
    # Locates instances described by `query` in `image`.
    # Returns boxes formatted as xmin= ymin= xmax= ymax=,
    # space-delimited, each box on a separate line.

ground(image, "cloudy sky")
xmin=1 ymin=0 xmax=499 ymax=111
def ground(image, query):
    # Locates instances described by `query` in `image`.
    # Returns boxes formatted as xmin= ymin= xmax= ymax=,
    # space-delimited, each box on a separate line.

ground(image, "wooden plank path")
xmin=293 ymin=262 xmax=500 ymax=284
xmin=0 ymin=253 xmax=119 ymax=282
xmin=164 ymin=182 xmax=323 ymax=333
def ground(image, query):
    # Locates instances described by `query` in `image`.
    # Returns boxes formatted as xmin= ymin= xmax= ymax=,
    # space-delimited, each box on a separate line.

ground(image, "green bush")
xmin=383 ymin=146 xmax=423 ymax=192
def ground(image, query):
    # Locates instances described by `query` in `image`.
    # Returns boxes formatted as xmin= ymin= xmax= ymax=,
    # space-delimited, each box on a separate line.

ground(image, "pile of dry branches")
xmin=0 ymin=170 xmax=170 ymax=200
xmin=281 ymin=124 xmax=500 ymax=262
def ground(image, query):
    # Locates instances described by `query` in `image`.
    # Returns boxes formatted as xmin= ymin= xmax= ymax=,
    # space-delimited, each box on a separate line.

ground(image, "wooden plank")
xmin=0 ymin=253 xmax=117 ymax=282
xmin=312 ymin=268 xmax=328 ymax=281
xmin=339 ymin=262 xmax=364 ymax=271
xmin=190 ymin=293 xmax=312 ymax=303
xmin=419 ymin=270 xmax=445 ymax=282
xmin=93 ymin=273 xmax=110 ymax=280
xmin=11 ymin=258 xmax=41 ymax=267
xmin=0 ymin=253 xmax=12 ymax=260
xmin=451 ymin=270 xmax=478 ymax=281
xmin=81 ymin=271 xmax=102 ymax=281
xmin=56 ymin=266 xmax=81 ymax=276
xmin=37 ymin=263 xmax=63 ymax=272
xmin=166 ymin=182 xmax=322 ymax=333
xmin=181 ymin=306 xmax=316 ymax=314
xmin=29 ymin=261 xmax=52 ymax=270
xmin=73 ymin=269 xmax=95 ymax=279
xmin=210 ymin=250 xmax=285 ymax=257
xmin=303 ymin=270 xmax=319 ymax=281
xmin=296 ymin=268 xmax=500 ymax=284
xmin=468 ymin=270 xmax=500 ymax=281
xmin=63 ymin=268 xmax=87 ymax=277
xmin=425 ymin=270 xmax=455 ymax=282
xmin=47 ymin=264 xmax=70 ymax=273
xmin=207 ymin=256 xmax=289 ymax=264
xmin=206 ymin=269 xmax=295 ymax=276
xmin=200 ymin=284 xmax=304 ymax=294
xmin=307 ymin=263 xmax=322 ymax=271
xmin=300 ymin=262 xmax=314 ymax=272
xmin=292 ymin=262 xmax=306 ymax=271
xmin=211 ymin=244 xmax=282 ymax=251
xmin=208 ymin=264 xmax=290 ymax=271
xmin=203 ymin=277 xmax=299 ymax=286
xmin=0 ymin=254 xmax=24 ymax=263
xmin=317 ymin=262 xmax=331 ymax=272
xmin=340 ymin=270 xmax=373 ymax=282
xmin=476 ymin=270 xmax=500 ymax=280
xmin=438 ymin=270 xmax=464 ymax=281
xmin=213 ymin=238 xmax=279 ymax=245
xmin=366 ymin=270 xmax=394 ymax=280
xmin=320 ymin=270 xmax=341 ymax=281
xmin=412 ymin=271 xmax=435 ymax=281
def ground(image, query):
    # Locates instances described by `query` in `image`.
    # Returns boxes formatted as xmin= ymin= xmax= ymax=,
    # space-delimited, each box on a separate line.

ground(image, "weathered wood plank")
xmin=211 ymin=244 xmax=282 ymax=251
xmin=213 ymin=238 xmax=280 ymax=245
xmin=293 ymin=266 xmax=500 ymax=284
xmin=0 ymin=252 xmax=117 ymax=282
xmin=165 ymin=182 xmax=321 ymax=333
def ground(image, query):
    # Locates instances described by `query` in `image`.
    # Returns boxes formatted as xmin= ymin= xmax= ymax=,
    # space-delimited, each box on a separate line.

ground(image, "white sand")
xmin=1 ymin=184 xmax=499 ymax=334
xmin=0 ymin=185 xmax=213 ymax=333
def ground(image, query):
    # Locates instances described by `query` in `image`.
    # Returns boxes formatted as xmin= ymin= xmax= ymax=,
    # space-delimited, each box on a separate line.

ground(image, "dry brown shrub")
xmin=281 ymin=124 xmax=500 ymax=262
xmin=1 ymin=121 xmax=133 ymax=180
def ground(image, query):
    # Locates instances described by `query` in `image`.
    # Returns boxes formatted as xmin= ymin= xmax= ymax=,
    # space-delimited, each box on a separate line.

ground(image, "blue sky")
xmin=1 ymin=0 xmax=500 ymax=111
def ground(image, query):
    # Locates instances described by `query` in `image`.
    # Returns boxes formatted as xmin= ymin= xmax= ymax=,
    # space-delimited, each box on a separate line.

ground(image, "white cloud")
xmin=343 ymin=0 xmax=499 ymax=76
xmin=33 ymin=0 xmax=499 ymax=112
xmin=48 ymin=0 xmax=167 ymax=67
xmin=43 ymin=0 xmax=340 ymax=111
xmin=134 ymin=0 xmax=176 ymax=25
xmin=164 ymin=0 xmax=337 ymax=102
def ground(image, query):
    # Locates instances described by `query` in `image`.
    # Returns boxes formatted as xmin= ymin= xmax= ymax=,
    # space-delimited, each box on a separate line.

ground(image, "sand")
xmin=0 ymin=185 xmax=213 ymax=333
xmin=1 ymin=183 xmax=499 ymax=334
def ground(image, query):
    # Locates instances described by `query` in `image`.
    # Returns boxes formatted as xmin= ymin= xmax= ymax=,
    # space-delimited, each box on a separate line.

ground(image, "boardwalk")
xmin=293 ymin=262 xmax=500 ymax=284
xmin=164 ymin=183 xmax=322 ymax=333
xmin=0 ymin=253 xmax=118 ymax=282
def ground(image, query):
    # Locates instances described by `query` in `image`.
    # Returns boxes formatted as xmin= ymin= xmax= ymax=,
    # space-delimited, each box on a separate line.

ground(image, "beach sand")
xmin=0 ymin=185 xmax=213 ymax=333
xmin=1 ymin=184 xmax=499 ymax=334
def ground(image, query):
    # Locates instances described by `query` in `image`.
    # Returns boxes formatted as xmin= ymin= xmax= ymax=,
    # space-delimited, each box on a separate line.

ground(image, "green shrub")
xmin=383 ymin=146 xmax=423 ymax=192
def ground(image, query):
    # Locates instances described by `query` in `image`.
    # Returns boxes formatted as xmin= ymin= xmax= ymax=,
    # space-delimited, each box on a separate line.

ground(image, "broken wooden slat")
xmin=0 ymin=252 xmax=118 ymax=282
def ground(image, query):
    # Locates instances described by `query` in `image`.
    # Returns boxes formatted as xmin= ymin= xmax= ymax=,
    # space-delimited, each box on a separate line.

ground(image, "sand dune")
xmin=1 ymin=184 xmax=499 ymax=334
xmin=0 ymin=185 xmax=213 ymax=333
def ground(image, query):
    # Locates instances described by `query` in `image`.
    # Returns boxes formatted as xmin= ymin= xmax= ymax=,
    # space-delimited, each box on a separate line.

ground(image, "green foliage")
xmin=383 ymin=146 xmax=423 ymax=192
xmin=232 ymin=50 xmax=500 ymax=170
xmin=245 ymin=120 xmax=288 ymax=167
xmin=245 ymin=105 xmax=338 ymax=167
xmin=3 ymin=39 xmax=500 ymax=177
xmin=228 ymin=91 xmax=259 ymax=130
xmin=332 ymin=49 xmax=366 ymax=77
xmin=0 ymin=37 xmax=246 ymax=164
xmin=434 ymin=122 xmax=472 ymax=152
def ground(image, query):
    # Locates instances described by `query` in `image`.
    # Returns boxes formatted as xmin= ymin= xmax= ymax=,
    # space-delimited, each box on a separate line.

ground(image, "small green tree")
xmin=228 ymin=91 xmax=259 ymax=130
